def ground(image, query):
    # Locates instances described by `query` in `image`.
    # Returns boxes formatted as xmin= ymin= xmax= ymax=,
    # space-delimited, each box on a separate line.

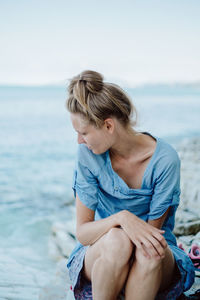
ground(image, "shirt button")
xmin=114 ymin=187 xmax=118 ymax=191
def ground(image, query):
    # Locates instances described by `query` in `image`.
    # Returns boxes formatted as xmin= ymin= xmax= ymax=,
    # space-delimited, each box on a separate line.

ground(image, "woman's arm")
xmin=148 ymin=207 xmax=170 ymax=229
xmin=76 ymin=196 xmax=122 ymax=245
xmin=76 ymin=195 xmax=167 ymax=258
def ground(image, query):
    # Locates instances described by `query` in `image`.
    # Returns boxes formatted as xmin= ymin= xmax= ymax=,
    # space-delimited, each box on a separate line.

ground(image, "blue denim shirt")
xmin=67 ymin=134 xmax=195 ymax=290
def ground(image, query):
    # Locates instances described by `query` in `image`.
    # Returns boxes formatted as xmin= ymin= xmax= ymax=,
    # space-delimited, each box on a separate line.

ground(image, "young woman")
xmin=66 ymin=70 xmax=194 ymax=300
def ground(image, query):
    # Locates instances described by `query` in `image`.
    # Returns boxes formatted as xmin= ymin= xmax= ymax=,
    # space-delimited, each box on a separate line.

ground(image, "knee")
xmin=135 ymin=247 xmax=163 ymax=274
xmin=101 ymin=228 xmax=133 ymax=265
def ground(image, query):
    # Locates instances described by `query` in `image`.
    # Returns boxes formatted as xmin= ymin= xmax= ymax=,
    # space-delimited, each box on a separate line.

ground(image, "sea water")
xmin=0 ymin=84 xmax=199 ymax=299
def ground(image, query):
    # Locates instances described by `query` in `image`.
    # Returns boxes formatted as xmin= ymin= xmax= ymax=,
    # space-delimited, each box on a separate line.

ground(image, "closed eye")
xmin=76 ymin=130 xmax=87 ymax=136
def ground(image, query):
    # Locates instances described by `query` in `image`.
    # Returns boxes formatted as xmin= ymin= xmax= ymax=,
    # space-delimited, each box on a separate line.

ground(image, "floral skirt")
xmin=67 ymin=245 xmax=194 ymax=300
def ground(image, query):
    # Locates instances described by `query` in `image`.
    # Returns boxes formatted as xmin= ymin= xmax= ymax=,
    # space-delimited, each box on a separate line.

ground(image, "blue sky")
xmin=0 ymin=0 xmax=200 ymax=86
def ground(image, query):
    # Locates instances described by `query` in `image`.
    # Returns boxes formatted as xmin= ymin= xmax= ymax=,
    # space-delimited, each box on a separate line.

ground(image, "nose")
xmin=77 ymin=133 xmax=86 ymax=144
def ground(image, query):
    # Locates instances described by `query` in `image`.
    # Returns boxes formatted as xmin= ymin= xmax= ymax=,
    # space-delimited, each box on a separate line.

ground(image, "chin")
xmin=90 ymin=148 xmax=99 ymax=154
xmin=91 ymin=149 xmax=98 ymax=154
xmin=93 ymin=148 xmax=107 ymax=155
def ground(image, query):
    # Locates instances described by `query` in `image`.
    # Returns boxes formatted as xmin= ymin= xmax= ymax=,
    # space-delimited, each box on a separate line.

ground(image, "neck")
xmin=109 ymin=126 xmax=143 ymax=160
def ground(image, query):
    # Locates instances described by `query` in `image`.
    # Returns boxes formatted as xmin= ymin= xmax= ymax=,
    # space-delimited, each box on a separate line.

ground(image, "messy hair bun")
xmin=66 ymin=70 xmax=137 ymax=128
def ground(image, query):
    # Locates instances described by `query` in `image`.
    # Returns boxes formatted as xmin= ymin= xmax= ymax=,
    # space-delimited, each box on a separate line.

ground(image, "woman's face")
xmin=70 ymin=113 xmax=113 ymax=154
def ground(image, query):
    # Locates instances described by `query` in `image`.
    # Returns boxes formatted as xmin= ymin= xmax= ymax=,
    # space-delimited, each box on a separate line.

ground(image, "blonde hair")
xmin=66 ymin=70 xmax=137 ymax=128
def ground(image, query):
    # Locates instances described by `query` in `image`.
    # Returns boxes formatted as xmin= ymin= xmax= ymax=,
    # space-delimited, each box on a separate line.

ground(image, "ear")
xmin=104 ymin=118 xmax=115 ymax=133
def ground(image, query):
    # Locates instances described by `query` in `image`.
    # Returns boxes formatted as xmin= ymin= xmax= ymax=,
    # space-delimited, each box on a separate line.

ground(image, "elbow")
xmin=76 ymin=233 xmax=86 ymax=246
xmin=76 ymin=227 xmax=89 ymax=246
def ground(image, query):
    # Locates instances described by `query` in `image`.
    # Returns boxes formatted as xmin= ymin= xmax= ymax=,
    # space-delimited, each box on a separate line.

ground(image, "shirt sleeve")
xmin=72 ymin=160 xmax=99 ymax=211
xmin=148 ymin=155 xmax=181 ymax=220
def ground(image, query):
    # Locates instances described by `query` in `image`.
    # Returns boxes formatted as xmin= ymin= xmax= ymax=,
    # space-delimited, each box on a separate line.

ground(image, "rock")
xmin=49 ymin=219 xmax=76 ymax=260
xmin=175 ymin=209 xmax=199 ymax=224
xmin=39 ymin=284 xmax=67 ymax=300
xmin=177 ymin=235 xmax=194 ymax=249
xmin=39 ymin=258 xmax=75 ymax=300
xmin=176 ymin=137 xmax=200 ymax=214
xmin=174 ymin=137 xmax=200 ymax=240
xmin=177 ymin=231 xmax=200 ymax=254
xmin=174 ymin=220 xmax=200 ymax=236
xmin=192 ymin=231 xmax=200 ymax=245
xmin=0 ymin=251 xmax=48 ymax=300
xmin=185 ymin=277 xmax=200 ymax=297
xmin=66 ymin=289 xmax=75 ymax=300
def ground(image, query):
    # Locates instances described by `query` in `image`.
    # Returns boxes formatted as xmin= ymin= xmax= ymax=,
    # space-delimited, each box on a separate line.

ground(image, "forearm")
xmin=76 ymin=210 xmax=124 ymax=246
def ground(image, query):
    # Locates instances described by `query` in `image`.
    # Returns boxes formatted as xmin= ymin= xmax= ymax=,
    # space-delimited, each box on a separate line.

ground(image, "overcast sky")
xmin=1 ymin=0 xmax=200 ymax=86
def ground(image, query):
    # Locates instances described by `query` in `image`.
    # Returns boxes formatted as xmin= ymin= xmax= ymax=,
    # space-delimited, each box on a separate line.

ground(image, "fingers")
xmin=142 ymin=243 xmax=164 ymax=260
xmin=132 ymin=237 xmax=166 ymax=259
xmin=153 ymin=227 xmax=165 ymax=234
xmin=138 ymin=236 xmax=160 ymax=258
xmin=137 ymin=227 xmax=167 ymax=258
xmin=135 ymin=239 xmax=163 ymax=259
xmin=135 ymin=241 xmax=151 ymax=259
xmin=148 ymin=225 xmax=167 ymax=249
xmin=152 ymin=230 xmax=167 ymax=249
xmin=145 ymin=235 xmax=165 ymax=258
xmin=123 ymin=216 xmax=167 ymax=259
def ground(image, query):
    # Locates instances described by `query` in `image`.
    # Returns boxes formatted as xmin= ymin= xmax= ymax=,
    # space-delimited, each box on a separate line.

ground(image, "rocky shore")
xmin=41 ymin=137 xmax=200 ymax=299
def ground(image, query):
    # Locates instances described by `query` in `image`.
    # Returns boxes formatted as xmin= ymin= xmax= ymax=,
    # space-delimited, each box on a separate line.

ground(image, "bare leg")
xmin=125 ymin=245 xmax=175 ymax=300
xmin=82 ymin=228 xmax=134 ymax=300
xmin=91 ymin=256 xmax=130 ymax=300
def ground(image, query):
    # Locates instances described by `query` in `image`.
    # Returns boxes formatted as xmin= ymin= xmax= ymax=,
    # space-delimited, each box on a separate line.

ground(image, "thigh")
xmin=159 ymin=246 xmax=176 ymax=291
xmin=82 ymin=232 xmax=107 ymax=282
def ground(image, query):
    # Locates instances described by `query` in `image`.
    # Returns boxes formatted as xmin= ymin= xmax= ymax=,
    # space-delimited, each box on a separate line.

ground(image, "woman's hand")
xmin=118 ymin=210 xmax=167 ymax=259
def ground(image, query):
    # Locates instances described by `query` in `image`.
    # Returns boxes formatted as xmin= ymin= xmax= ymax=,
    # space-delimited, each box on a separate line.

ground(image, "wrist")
xmin=117 ymin=210 xmax=130 ymax=227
